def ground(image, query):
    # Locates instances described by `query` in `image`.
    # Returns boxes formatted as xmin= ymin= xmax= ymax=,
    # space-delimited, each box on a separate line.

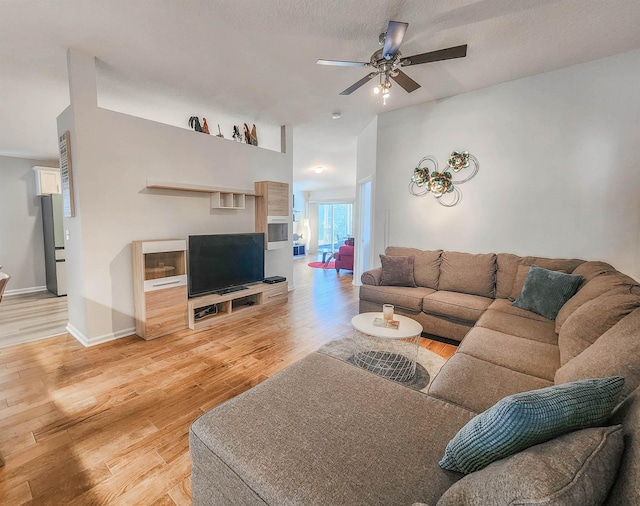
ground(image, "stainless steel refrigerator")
xmin=41 ymin=194 xmax=67 ymax=296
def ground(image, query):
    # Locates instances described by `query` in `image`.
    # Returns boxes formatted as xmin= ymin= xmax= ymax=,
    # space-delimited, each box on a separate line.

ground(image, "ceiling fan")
xmin=317 ymin=21 xmax=467 ymax=103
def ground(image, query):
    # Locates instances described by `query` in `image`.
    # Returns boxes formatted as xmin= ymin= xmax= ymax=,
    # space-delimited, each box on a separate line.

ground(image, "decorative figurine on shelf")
xmin=201 ymin=118 xmax=210 ymax=134
xmin=188 ymin=116 xmax=203 ymax=132
xmin=409 ymin=150 xmax=479 ymax=207
xmin=244 ymin=123 xmax=258 ymax=146
xmin=232 ymin=125 xmax=242 ymax=142
xmin=216 ymin=124 xmax=224 ymax=138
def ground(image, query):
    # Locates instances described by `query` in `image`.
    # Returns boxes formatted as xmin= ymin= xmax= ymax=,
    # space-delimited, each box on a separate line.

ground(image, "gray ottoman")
xmin=190 ymin=352 xmax=474 ymax=505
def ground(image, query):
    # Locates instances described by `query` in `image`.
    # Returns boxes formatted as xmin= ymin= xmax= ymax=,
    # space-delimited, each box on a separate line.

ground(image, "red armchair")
xmin=334 ymin=239 xmax=354 ymax=273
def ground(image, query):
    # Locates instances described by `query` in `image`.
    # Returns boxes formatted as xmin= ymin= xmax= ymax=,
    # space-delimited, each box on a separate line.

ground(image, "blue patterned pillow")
xmin=439 ymin=376 xmax=624 ymax=474
xmin=513 ymin=265 xmax=583 ymax=320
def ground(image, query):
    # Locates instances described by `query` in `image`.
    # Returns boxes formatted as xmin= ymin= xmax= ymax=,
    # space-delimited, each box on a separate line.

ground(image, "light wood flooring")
xmin=0 ymin=258 xmax=456 ymax=505
xmin=0 ymin=292 xmax=68 ymax=348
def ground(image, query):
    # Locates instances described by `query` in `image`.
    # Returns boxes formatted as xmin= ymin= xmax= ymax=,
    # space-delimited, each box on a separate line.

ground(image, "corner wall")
xmin=59 ymin=49 xmax=293 ymax=345
xmin=371 ymin=49 xmax=640 ymax=280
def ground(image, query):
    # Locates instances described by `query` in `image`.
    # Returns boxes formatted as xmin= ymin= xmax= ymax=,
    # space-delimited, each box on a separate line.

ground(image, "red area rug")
xmin=308 ymin=261 xmax=336 ymax=269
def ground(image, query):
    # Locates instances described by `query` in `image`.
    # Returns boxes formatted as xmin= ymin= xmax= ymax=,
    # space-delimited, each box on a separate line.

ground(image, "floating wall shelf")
xmin=146 ymin=179 xmax=259 ymax=210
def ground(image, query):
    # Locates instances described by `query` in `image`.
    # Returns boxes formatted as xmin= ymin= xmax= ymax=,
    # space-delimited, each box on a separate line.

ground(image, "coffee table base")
xmin=351 ymin=328 xmax=421 ymax=382
xmin=352 ymin=351 xmax=417 ymax=382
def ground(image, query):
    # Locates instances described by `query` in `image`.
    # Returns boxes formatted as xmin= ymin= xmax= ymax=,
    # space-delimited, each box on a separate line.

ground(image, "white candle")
xmin=383 ymin=304 xmax=394 ymax=321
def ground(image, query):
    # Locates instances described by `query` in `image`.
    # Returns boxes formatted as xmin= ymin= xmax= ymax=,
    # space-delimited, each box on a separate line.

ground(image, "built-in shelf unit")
xmin=145 ymin=180 xmax=257 ymax=210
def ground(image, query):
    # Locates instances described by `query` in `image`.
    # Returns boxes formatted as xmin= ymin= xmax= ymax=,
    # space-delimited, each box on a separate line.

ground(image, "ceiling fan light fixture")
xmin=331 ymin=112 xmax=341 ymax=119
xmin=318 ymin=20 xmax=467 ymax=103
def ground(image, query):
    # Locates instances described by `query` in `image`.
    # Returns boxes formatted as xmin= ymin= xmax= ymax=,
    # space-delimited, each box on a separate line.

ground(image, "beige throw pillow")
xmin=437 ymin=426 xmax=624 ymax=506
xmin=379 ymin=255 xmax=416 ymax=287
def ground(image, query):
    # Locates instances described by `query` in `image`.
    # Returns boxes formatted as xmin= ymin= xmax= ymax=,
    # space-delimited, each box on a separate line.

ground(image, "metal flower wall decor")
xmin=409 ymin=150 xmax=479 ymax=207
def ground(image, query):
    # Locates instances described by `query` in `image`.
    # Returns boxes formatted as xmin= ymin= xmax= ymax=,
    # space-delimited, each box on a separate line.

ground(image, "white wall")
xmin=308 ymin=187 xmax=356 ymax=203
xmin=0 ymin=155 xmax=58 ymax=293
xmin=370 ymin=49 xmax=640 ymax=281
xmin=59 ymin=49 xmax=293 ymax=345
xmin=354 ymin=117 xmax=378 ymax=283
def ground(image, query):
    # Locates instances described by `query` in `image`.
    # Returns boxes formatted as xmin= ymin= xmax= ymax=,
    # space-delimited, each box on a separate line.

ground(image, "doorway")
xmin=356 ymin=177 xmax=373 ymax=283
xmin=317 ymin=203 xmax=353 ymax=255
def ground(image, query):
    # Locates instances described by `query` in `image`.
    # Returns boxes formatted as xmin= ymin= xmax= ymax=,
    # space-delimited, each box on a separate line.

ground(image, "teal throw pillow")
xmin=439 ymin=376 xmax=624 ymax=474
xmin=513 ymin=265 xmax=583 ymax=320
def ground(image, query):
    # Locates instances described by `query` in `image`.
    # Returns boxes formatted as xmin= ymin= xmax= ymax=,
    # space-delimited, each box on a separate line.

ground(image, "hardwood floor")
xmin=0 ymin=292 xmax=68 ymax=348
xmin=0 ymin=258 xmax=456 ymax=505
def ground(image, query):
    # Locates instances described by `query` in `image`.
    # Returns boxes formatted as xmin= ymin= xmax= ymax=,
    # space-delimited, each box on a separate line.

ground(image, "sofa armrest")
xmin=338 ymin=245 xmax=354 ymax=256
xmin=361 ymin=267 xmax=382 ymax=286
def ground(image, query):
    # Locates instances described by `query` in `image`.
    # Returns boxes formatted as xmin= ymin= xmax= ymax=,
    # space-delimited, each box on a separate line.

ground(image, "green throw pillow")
xmin=512 ymin=265 xmax=583 ymax=320
xmin=439 ymin=376 xmax=624 ymax=474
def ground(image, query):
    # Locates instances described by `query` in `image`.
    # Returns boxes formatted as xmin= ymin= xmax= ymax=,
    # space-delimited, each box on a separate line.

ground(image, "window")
xmin=317 ymin=203 xmax=353 ymax=253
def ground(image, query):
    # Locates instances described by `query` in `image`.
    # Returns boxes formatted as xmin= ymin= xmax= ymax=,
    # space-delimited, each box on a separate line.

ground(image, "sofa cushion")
xmin=558 ymin=292 xmax=640 ymax=365
xmin=438 ymin=251 xmax=496 ymax=298
xmin=428 ymin=352 xmax=552 ymax=414
xmin=495 ymin=253 xmax=523 ymax=300
xmin=458 ymin=327 xmax=559 ymax=381
xmin=413 ymin=250 xmax=442 ymax=289
xmin=379 ymin=254 xmax=416 ymax=287
xmin=606 ymin=385 xmax=640 ymax=505
xmin=359 ymin=284 xmax=435 ymax=312
xmin=437 ymin=425 xmax=624 ymax=506
xmin=572 ymin=260 xmax=617 ymax=282
xmin=555 ymin=272 xmax=636 ymax=333
xmin=422 ymin=291 xmax=492 ymax=324
xmin=477 ymin=302 xmax=557 ymax=345
xmin=190 ymin=352 xmax=475 ymax=506
xmin=439 ymin=376 xmax=624 ymax=474
xmin=412 ymin=312 xmax=474 ymax=343
xmin=386 ymin=247 xmax=443 ymax=289
xmin=512 ymin=265 xmax=583 ymax=320
xmin=556 ymin=307 xmax=640 ymax=400
xmin=487 ymin=298 xmax=550 ymax=322
xmin=509 ymin=257 xmax=584 ymax=301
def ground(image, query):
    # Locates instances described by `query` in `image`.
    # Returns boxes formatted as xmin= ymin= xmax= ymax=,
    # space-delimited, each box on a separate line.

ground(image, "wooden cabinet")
xmin=255 ymin=181 xmax=290 ymax=250
xmin=33 ymin=166 xmax=61 ymax=195
xmin=132 ymin=239 xmax=188 ymax=340
xmin=256 ymin=181 xmax=289 ymax=216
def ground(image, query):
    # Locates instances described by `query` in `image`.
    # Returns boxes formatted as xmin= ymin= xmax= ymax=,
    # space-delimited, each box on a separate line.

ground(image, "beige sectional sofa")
xmin=190 ymin=247 xmax=640 ymax=505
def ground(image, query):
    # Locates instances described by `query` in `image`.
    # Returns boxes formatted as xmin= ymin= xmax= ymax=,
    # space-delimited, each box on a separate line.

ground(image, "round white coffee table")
xmin=350 ymin=312 xmax=423 ymax=382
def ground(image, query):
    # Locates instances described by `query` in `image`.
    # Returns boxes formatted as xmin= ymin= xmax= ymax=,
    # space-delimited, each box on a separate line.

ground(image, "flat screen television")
xmin=188 ymin=233 xmax=265 ymax=298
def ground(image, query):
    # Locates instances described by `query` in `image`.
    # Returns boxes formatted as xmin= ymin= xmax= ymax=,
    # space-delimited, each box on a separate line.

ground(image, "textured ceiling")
xmin=1 ymin=0 xmax=640 ymax=192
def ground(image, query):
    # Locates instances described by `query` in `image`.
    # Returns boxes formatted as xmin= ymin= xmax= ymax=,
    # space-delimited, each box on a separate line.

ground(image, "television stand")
xmin=214 ymin=285 xmax=248 ymax=295
xmin=187 ymin=282 xmax=288 ymax=331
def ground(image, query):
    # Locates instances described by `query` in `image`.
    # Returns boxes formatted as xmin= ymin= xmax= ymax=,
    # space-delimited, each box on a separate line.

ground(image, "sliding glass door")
xmin=317 ymin=203 xmax=353 ymax=254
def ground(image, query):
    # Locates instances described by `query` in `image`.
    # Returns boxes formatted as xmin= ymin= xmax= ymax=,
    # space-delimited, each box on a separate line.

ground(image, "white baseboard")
xmin=4 ymin=285 xmax=47 ymax=296
xmin=67 ymin=323 xmax=136 ymax=348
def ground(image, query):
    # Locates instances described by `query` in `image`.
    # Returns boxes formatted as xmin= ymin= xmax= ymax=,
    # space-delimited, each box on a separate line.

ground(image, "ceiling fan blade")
xmin=339 ymin=73 xmax=377 ymax=95
xmin=382 ymin=21 xmax=408 ymax=60
xmin=401 ymin=44 xmax=467 ymax=66
xmin=316 ymin=59 xmax=368 ymax=67
xmin=391 ymin=70 xmax=421 ymax=93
